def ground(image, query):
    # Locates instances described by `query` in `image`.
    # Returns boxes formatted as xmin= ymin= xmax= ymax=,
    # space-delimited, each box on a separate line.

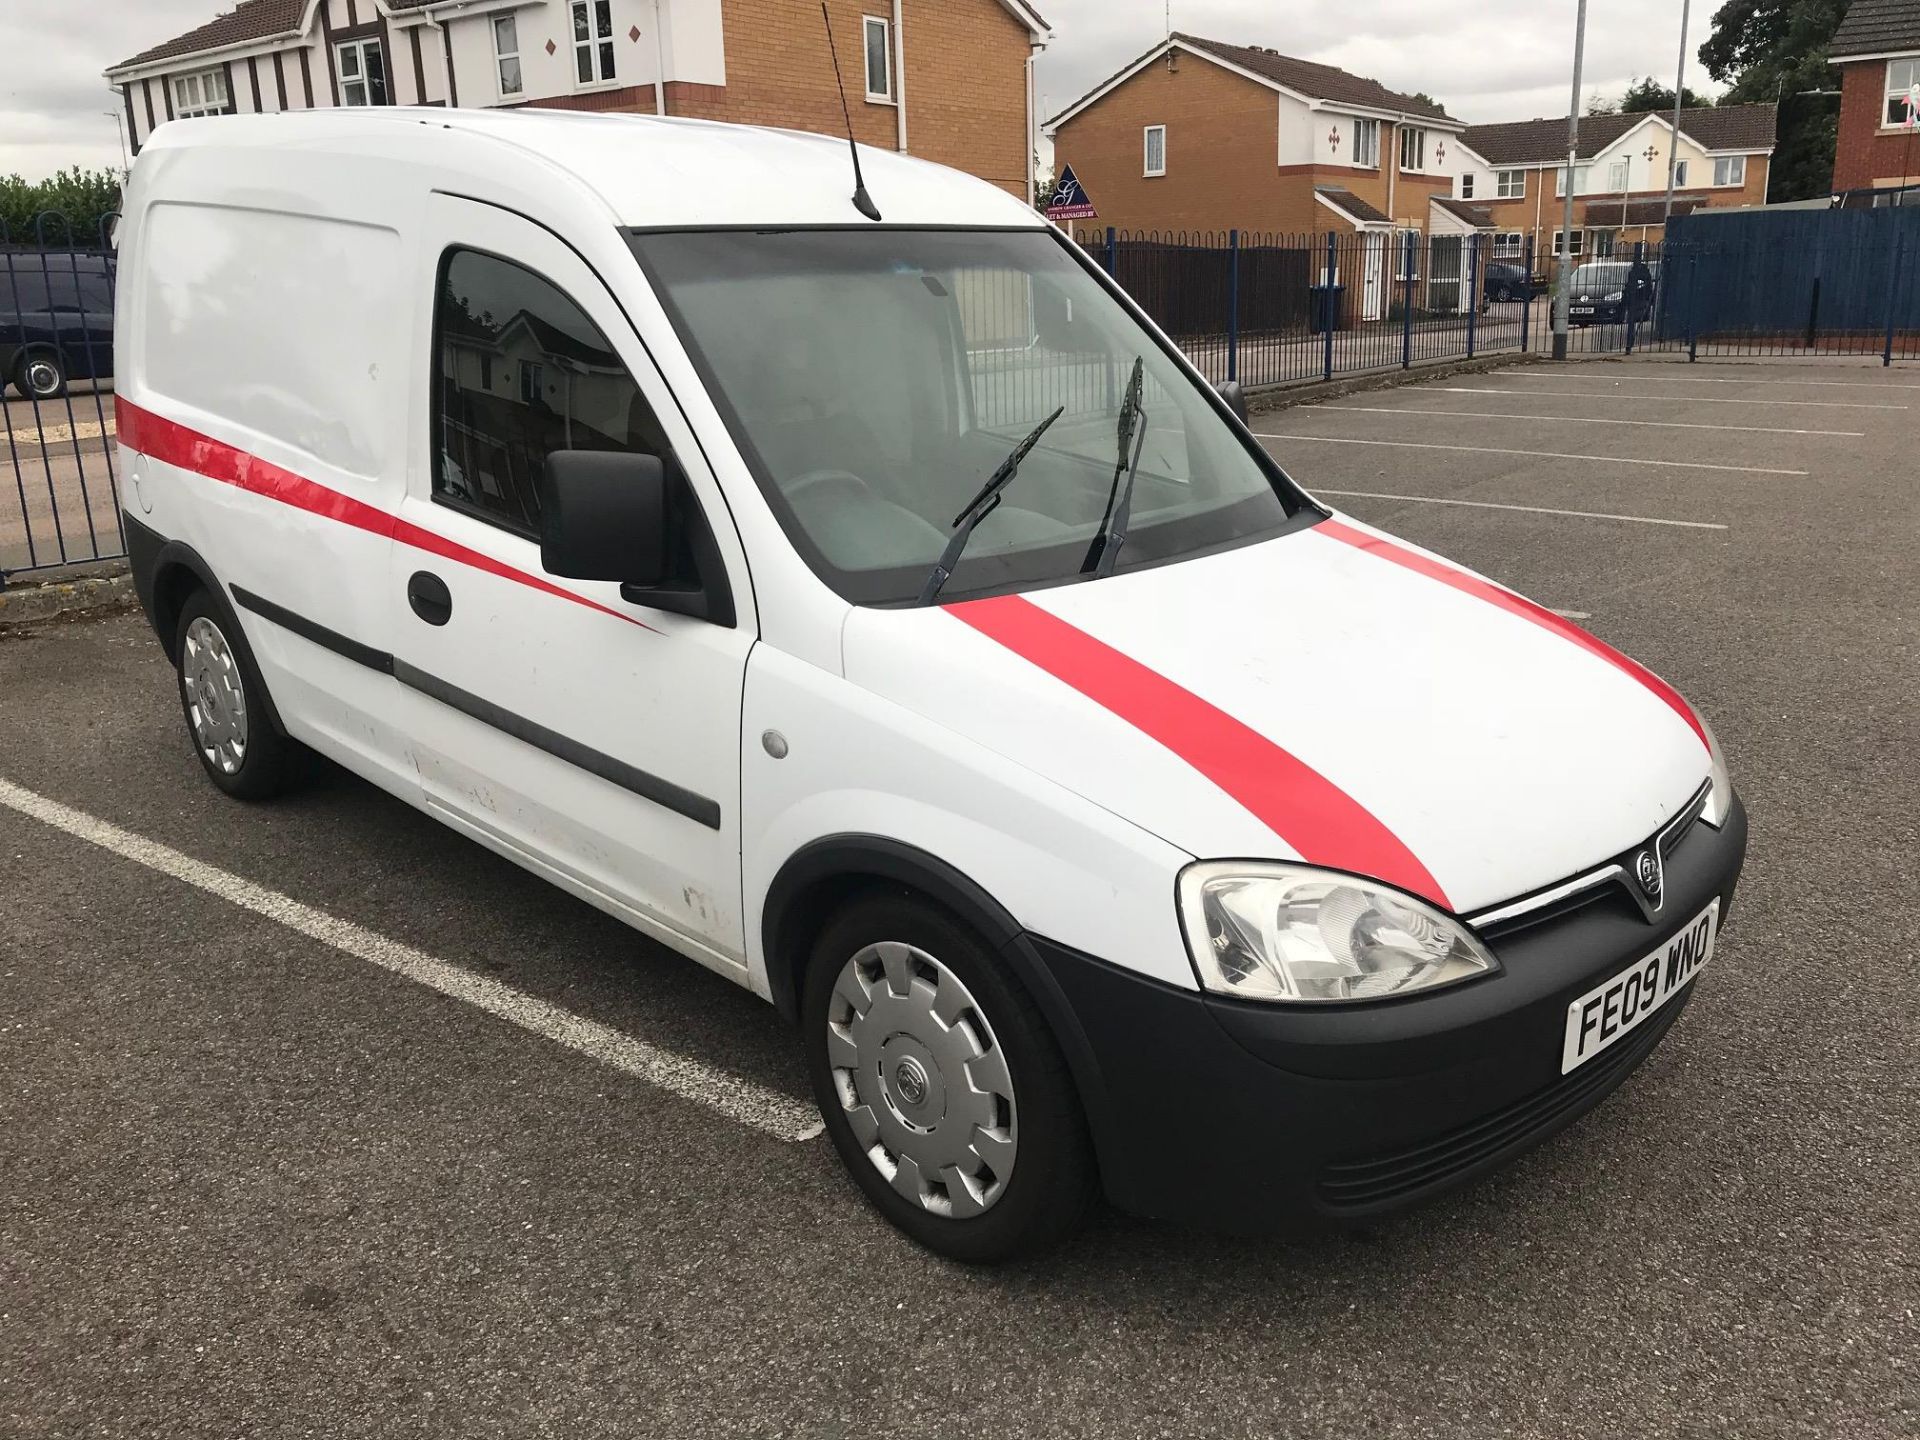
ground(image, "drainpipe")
xmin=652 ymin=0 xmax=666 ymax=115
xmin=892 ymin=0 xmax=907 ymax=151
xmin=1385 ymin=120 xmax=1397 ymax=226
xmin=420 ymin=6 xmax=452 ymax=106
xmin=1025 ymin=43 xmax=1040 ymax=205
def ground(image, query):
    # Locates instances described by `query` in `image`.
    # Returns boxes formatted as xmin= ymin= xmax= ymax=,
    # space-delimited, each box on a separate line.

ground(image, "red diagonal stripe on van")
xmin=948 ymin=593 xmax=1450 ymax=907
xmin=115 ymin=398 xmax=658 ymax=633
xmin=1315 ymin=518 xmax=1707 ymax=749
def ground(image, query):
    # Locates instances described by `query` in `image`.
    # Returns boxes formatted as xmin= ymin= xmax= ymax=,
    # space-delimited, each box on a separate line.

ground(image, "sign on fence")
xmin=1045 ymin=164 xmax=1097 ymax=222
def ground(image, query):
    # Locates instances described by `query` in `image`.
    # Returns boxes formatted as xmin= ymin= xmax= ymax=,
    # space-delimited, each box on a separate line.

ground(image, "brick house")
xmin=1454 ymin=106 xmax=1777 ymax=267
xmin=1045 ymin=33 xmax=1469 ymax=242
xmin=105 ymin=0 xmax=1051 ymax=201
xmin=1829 ymin=0 xmax=1920 ymax=202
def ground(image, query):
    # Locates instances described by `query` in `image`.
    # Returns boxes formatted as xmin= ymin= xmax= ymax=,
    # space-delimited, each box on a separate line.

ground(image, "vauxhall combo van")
xmin=118 ymin=110 xmax=1746 ymax=1261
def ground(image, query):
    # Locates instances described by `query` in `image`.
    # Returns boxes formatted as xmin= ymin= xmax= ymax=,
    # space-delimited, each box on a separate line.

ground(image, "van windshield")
xmin=627 ymin=227 xmax=1311 ymax=604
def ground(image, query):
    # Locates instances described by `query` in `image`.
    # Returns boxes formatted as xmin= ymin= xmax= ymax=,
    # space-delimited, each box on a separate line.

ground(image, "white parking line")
xmin=0 ymin=778 xmax=823 ymax=1144
xmin=1255 ymin=433 xmax=1808 ymax=476
xmin=1506 ymin=372 xmax=1920 ymax=391
xmin=1551 ymin=609 xmax=1592 ymax=620
xmin=1421 ymin=386 xmax=1905 ymax=410
xmin=1316 ymin=489 xmax=1728 ymax=530
xmin=1319 ymin=405 xmax=1861 ymax=438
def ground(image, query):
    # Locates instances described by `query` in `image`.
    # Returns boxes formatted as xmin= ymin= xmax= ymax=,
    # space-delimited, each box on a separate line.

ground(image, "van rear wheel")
xmin=174 ymin=590 xmax=304 ymax=800
xmin=802 ymin=894 xmax=1094 ymax=1262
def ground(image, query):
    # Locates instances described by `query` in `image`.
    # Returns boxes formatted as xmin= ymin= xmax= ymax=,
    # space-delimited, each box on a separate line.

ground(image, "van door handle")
xmin=407 ymin=571 xmax=453 ymax=626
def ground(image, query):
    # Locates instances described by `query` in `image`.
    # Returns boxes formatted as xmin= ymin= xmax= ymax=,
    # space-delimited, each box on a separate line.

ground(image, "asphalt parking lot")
xmin=3 ymin=357 xmax=1916 ymax=1438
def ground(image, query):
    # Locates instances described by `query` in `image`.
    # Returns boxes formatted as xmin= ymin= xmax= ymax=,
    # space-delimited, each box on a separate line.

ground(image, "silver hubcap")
xmin=182 ymin=616 xmax=248 ymax=775
xmin=826 ymin=941 xmax=1017 ymax=1219
xmin=25 ymin=360 xmax=58 ymax=396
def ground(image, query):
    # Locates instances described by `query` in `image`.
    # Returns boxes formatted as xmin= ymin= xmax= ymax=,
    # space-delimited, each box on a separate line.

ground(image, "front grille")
xmin=1317 ymin=999 xmax=1683 ymax=1212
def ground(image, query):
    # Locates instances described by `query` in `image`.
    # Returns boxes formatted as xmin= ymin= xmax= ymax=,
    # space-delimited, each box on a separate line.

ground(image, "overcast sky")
xmin=1 ymin=0 xmax=1716 ymax=182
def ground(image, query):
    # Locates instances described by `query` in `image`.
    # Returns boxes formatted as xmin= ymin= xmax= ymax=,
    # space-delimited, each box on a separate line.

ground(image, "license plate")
xmin=1561 ymin=900 xmax=1718 ymax=1074
xmin=1571 ymin=305 xmax=1595 ymax=315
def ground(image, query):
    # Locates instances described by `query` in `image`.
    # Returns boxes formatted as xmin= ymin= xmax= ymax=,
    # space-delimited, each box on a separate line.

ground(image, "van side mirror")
xmin=539 ymin=450 xmax=736 ymax=626
xmin=1216 ymin=379 xmax=1250 ymax=426
xmin=541 ymin=450 xmax=669 ymax=585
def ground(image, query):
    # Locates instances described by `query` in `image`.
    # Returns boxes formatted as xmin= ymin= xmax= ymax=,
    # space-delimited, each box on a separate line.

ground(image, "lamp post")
xmin=104 ymin=109 xmax=130 ymax=177
xmin=1663 ymin=0 xmax=1691 ymax=226
xmin=1552 ymin=0 xmax=1589 ymax=361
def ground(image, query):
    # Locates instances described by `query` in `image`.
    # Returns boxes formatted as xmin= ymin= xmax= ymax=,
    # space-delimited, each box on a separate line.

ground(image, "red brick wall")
xmin=1834 ymin=57 xmax=1920 ymax=191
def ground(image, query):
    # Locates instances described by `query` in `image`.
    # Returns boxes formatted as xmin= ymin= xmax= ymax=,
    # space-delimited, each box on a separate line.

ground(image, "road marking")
xmin=1420 ymin=386 xmax=1905 ymax=410
xmin=1255 ymin=433 xmax=1807 ymax=476
xmin=1507 ymin=372 xmax=1920 ymax=391
xmin=1316 ymin=489 xmax=1728 ymax=530
xmin=1551 ymin=609 xmax=1592 ymax=620
xmin=0 ymin=777 xmax=823 ymax=1144
xmin=1318 ymin=405 xmax=1861 ymax=438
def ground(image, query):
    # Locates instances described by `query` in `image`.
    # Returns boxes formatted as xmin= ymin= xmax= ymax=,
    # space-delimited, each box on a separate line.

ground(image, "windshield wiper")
xmin=1082 ymin=356 xmax=1146 ymax=579
xmin=917 ymin=405 xmax=1066 ymax=606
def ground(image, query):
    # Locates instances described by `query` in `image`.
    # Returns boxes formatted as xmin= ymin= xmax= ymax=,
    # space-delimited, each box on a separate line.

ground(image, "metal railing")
xmin=2 ymin=214 xmax=123 ymax=582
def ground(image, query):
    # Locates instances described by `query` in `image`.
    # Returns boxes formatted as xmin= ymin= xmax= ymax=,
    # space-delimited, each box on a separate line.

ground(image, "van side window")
xmin=432 ymin=248 xmax=669 ymax=537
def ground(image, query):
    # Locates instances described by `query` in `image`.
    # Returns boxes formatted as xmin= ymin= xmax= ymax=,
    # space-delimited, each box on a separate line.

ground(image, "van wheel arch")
xmin=141 ymin=540 xmax=291 ymax=740
xmin=763 ymin=837 xmax=1115 ymax=1192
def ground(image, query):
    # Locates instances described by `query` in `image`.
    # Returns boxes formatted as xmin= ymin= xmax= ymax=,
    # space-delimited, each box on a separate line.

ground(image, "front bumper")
xmin=1031 ymin=795 xmax=1748 ymax=1229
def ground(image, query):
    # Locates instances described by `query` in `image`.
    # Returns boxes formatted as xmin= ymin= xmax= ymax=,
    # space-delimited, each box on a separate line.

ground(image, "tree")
xmin=1587 ymin=89 xmax=1618 ymax=116
xmin=1699 ymin=0 xmax=1850 ymax=200
xmin=1618 ymin=75 xmax=1713 ymax=112
xmin=0 ymin=168 xmax=124 ymax=247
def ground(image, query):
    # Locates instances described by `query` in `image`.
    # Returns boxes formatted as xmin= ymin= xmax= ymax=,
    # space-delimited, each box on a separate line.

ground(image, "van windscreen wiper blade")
xmin=1083 ymin=356 xmax=1146 ymax=579
xmin=917 ymin=405 xmax=1065 ymax=605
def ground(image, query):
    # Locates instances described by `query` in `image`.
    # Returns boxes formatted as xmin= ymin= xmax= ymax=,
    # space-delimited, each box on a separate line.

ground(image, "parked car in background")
xmin=0 ymin=253 xmax=115 ymax=399
xmin=1566 ymin=259 xmax=1657 ymax=327
xmin=1483 ymin=261 xmax=1539 ymax=302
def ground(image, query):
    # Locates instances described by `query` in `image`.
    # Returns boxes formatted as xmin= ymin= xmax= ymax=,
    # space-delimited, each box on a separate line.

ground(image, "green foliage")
xmin=0 ymin=167 xmax=124 ymax=247
xmin=1618 ymin=76 xmax=1713 ymax=112
xmin=1699 ymin=0 xmax=1851 ymax=199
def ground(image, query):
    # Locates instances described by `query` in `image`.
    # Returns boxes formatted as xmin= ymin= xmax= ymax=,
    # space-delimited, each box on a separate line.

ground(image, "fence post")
xmin=1226 ymin=228 xmax=1240 ymax=383
xmin=1465 ymin=233 xmax=1479 ymax=359
xmin=1323 ymin=231 xmax=1337 ymax=382
xmin=1625 ymin=240 xmax=1642 ymax=354
xmin=1520 ymin=234 xmax=1535 ymax=351
xmin=1401 ymin=231 xmax=1415 ymax=369
xmin=1883 ymin=232 xmax=1905 ymax=367
xmin=1804 ymin=276 xmax=1821 ymax=350
xmin=1686 ymin=252 xmax=1699 ymax=362
xmin=1104 ymin=226 xmax=1116 ymax=276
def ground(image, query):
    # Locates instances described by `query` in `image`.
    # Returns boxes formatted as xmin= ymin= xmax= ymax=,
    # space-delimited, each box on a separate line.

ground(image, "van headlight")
xmin=1177 ymin=862 xmax=1497 ymax=1004
xmin=1697 ymin=712 xmax=1734 ymax=828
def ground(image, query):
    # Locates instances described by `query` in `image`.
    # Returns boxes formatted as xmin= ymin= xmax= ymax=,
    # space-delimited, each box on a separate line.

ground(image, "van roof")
xmin=138 ymin=108 xmax=1044 ymax=231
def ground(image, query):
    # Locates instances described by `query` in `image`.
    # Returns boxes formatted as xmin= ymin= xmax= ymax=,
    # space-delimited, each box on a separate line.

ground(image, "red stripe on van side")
xmin=1314 ymin=518 xmax=1708 ymax=749
xmin=115 ymin=398 xmax=658 ymax=634
xmin=948 ymin=593 xmax=1450 ymax=908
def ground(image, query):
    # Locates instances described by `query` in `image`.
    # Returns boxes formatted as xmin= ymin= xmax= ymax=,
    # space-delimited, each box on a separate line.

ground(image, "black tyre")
xmin=14 ymin=349 xmax=67 ymax=401
xmin=174 ymin=588 xmax=306 ymax=800
xmin=802 ymin=892 xmax=1095 ymax=1262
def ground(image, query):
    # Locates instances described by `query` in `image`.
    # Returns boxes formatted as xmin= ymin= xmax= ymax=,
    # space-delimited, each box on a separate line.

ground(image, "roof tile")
xmin=1830 ymin=0 xmax=1920 ymax=59
xmin=1174 ymin=33 xmax=1454 ymax=121
xmin=1462 ymin=104 xmax=1776 ymax=166
xmin=113 ymin=0 xmax=307 ymax=72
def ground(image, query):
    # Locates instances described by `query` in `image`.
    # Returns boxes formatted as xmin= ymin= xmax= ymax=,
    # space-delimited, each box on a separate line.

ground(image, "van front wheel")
xmin=174 ymin=590 xmax=304 ymax=800
xmin=802 ymin=894 xmax=1094 ymax=1262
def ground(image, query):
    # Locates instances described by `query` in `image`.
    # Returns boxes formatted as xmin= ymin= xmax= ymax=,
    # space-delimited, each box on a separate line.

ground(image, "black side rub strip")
xmin=229 ymin=586 xmax=722 ymax=831
xmin=232 ymin=586 xmax=395 ymax=674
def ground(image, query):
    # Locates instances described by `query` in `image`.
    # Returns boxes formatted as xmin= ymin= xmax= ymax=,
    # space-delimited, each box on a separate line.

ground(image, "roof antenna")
xmin=821 ymin=2 xmax=882 ymax=221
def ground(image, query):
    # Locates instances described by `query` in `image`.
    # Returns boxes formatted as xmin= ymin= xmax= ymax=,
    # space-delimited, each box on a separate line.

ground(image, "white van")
xmin=117 ymin=110 xmax=1745 ymax=1260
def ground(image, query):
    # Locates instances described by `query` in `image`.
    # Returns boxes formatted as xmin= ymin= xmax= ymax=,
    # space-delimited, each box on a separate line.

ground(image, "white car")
xmin=116 ymin=109 xmax=1745 ymax=1261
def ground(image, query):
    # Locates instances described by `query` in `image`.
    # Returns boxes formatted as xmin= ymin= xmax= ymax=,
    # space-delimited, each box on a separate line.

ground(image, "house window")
xmin=172 ymin=67 xmax=230 ymax=118
xmin=1606 ymin=158 xmax=1629 ymax=191
xmin=1674 ymin=159 xmax=1689 ymax=186
xmin=1552 ymin=228 xmax=1583 ymax=257
xmin=433 ymin=248 xmax=657 ymax=539
xmin=1394 ymin=230 xmax=1422 ymax=280
xmin=494 ymin=14 xmax=523 ymax=97
xmin=1886 ymin=59 xmax=1918 ymax=126
xmin=1496 ymin=169 xmax=1524 ymax=199
xmin=863 ymin=16 xmax=893 ymax=101
xmin=1399 ymin=126 xmax=1425 ymax=172
xmin=1713 ymin=154 xmax=1746 ymax=187
xmin=572 ymin=0 xmax=616 ymax=86
xmin=336 ymin=39 xmax=388 ymax=106
xmin=1556 ymin=164 xmax=1590 ymax=197
xmin=1493 ymin=230 xmax=1524 ymax=257
xmin=1460 ymin=173 xmax=1475 ymax=199
xmin=1353 ymin=118 xmax=1379 ymax=168
xmin=1591 ymin=229 xmax=1617 ymax=258
xmin=1143 ymin=124 xmax=1166 ymax=176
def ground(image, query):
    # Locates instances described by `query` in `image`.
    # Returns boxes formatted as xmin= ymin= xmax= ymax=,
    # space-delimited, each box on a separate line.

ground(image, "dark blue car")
xmin=1 ymin=253 xmax=114 ymax=400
